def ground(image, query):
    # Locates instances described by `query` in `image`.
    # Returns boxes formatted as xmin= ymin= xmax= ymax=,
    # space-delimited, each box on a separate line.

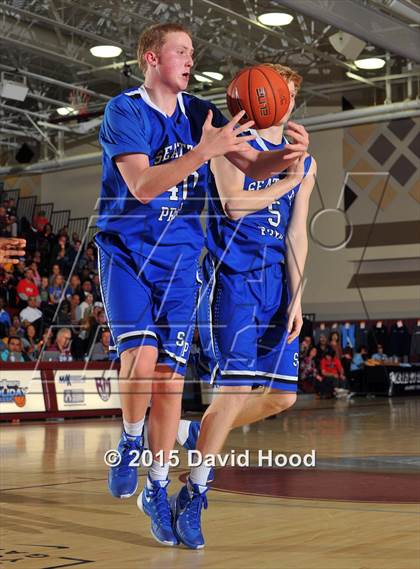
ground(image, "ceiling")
xmin=0 ymin=0 xmax=419 ymax=165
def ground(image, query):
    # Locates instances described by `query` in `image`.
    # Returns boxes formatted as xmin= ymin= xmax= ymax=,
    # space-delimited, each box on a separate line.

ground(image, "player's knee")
xmin=121 ymin=346 xmax=157 ymax=379
xmin=154 ymin=369 xmax=184 ymax=394
xmin=267 ymin=392 xmax=297 ymax=414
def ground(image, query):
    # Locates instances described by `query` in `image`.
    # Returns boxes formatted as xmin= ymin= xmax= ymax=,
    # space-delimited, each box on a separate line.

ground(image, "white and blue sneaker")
xmin=137 ymin=475 xmax=178 ymax=546
xmin=179 ymin=421 xmax=215 ymax=483
xmin=108 ymin=431 xmax=143 ymax=499
xmin=169 ymin=477 xmax=208 ymax=549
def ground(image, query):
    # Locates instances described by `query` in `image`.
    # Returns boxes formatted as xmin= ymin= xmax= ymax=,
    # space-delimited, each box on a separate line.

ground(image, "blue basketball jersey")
xmin=206 ymin=131 xmax=312 ymax=272
xmin=97 ymin=85 xmax=227 ymax=269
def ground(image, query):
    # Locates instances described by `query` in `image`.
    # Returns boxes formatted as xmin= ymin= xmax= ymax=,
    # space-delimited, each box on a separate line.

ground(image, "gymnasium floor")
xmin=1 ymin=396 xmax=419 ymax=569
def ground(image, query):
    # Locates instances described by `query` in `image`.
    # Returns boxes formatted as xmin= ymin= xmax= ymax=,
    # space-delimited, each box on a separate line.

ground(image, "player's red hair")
xmin=263 ymin=63 xmax=303 ymax=93
xmin=137 ymin=23 xmax=192 ymax=72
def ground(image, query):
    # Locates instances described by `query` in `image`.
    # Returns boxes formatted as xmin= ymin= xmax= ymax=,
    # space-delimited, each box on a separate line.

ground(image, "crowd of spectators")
xmin=297 ymin=331 xmax=391 ymax=399
xmin=0 ymin=197 xmax=110 ymax=362
xmin=1 ymin=195 xmax=417 ymax=381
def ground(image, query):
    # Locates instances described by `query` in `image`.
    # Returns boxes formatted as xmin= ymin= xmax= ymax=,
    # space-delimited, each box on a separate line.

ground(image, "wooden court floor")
xmin=1 ymin=396 xmax=419 ymax=569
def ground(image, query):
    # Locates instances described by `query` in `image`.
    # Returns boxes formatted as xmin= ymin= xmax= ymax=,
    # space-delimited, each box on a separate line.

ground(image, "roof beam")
xmin=276 ymin=0 xmax=420 ymax=63
xmin=199 ymin=0 xmax=355 ymax=71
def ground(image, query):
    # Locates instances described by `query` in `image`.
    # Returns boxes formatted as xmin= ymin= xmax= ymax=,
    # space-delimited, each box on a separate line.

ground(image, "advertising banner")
xmin=54 ymin=369 xmax=120 ymax=411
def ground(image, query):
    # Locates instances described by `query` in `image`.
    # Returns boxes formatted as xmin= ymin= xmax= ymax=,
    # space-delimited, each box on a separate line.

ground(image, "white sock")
xmin=177 ymin=419 xmax=192 ymax=446
xmin=189 ymin=463 xmax=211 ymax=487
xmin=148 ymin=461 xmax=169 ymax=484
xmin=123 ymin=417 xmax=145 ymax=439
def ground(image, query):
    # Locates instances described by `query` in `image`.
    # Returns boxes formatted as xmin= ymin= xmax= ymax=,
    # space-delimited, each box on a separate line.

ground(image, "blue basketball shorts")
xmin=95 ymin=232 xmax=201 ymax=376
xmin=197 ymin=254 xmax=299 ymax=391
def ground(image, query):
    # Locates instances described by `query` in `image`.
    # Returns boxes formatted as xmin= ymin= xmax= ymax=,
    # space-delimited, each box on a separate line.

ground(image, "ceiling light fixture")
xmin=257 ymin=12 xmax=294 ymax=26
xmin=194 ymin=74 xmax=213 ymax=83
xmin=354 ymin=57 xmax=386 ymax=70
xmin=346 ymin=72 xmax=377 ymax=87
xmin=90 ymin=45 xmax=122 ymax=58
xmin=202 ymin=71 xmax=224 ymax=81
xmin=56 ymin=106 xmax=75 ymax=116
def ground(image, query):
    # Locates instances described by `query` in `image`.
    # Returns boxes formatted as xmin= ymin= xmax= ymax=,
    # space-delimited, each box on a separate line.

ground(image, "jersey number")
xmin=268 ymin=204 xmax=281 ymax=227
xmin=168 ymin=171 xmax=199 ymax=201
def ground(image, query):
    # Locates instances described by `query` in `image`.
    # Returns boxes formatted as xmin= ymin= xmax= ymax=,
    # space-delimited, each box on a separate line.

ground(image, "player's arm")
xmin=226 ymin=122 xmax=309 ymax=180
xmin=115 ymin=110 xmax=255 ymax=205
xmin=211 ymin=152 xmax=307 ymax=221
xmin=284 ymin=157 xmax=317 ymax=343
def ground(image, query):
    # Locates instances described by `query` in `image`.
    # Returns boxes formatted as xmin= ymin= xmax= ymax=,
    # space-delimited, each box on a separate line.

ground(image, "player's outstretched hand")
xmin=286 ymin=302 xmax=303 ymax=344
xmin=283 ymin=122 xmax=309 ymax=161
xmin=0 ymin=237 xmax=26 ymax=265
xmin=197 ymin=110 xmax=255 ymax=160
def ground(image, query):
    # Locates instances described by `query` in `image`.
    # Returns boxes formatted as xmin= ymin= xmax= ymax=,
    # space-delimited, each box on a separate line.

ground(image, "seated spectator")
xmin=0 ymin=297 xmax=11 ymax=336
xmin=0 ymin=335 xmax=26 ymax=362
xmin=316 ymin=333 xmax=328 ymax=363
xmin=80 ymin=292 xmax=94 ymax=319
xmin=319 ymin=348 xmax=347 ymax=398
xmin=70 ymin=293 xmax=83 ymax=324
xmin=22 ymin=323 xmax=41 ymax=361
xmin=329 ymin=331 xmax=342 ymax=358
xmin=56 ymin=299 xmax=72 ymax=326
xmin=28 ymin=261 xmax=41 ymax=287
xmin=38 ymin=223 xmax=56 ymax=259
xmin=350 ymin=345 xmax=368 ymax=372
xmin=81 ymin=279 xmax=93 ymax=297
xmin=11 ymin=315 xmax=25 ymax=337
xmin=37 ymin=327 xmax=54 ymax=354
xmin=299 ymin=346 xmax=322 ymax=393
xmin=49 ymin=274 xmax=65 ymax=304
xmin=80 ymin=268 xmax=91 ymax=283
xmin=39 ymin=276 xmax=50 ymax=305
xmin=91 ymin=274 xmax=101 ymax=301
xmin=372 ymin=344 xmax=388 ymax=362
xmin=68 ymin=239 xmax=82 ymax=269
xmin=50 ymin=234 xmax=72 ymax=277
xmin=57 ymin=225 xmax=69 ymax=239
xmin=92 ymin=301 xmax=104 ymax=319
xmin=33 ymin=209 xmax=49 ymax=232
xmin=49 ymin=263 xmax=61 ymax=286
xmin=341 ymin=346 xmax=353 ymax=379
xmin=44 ymin=327 xmax=73 ymax=361
xmin=66 ymin=274 xmax=81 ymax=298
xmin=13 ymin=259 xmax=26 ymax=280
xmin=16 ymin=268 xmax=40 ymax=305
xmin=88 ymin=307 xmax=107 ymax=350
xmin=90 ymin=328 xmax=111 ymax=361
xmin=299 ymin=335 xmax=313 ymax=358
xmin=71 ymin=316 xmax=92 ymax=360
xmin=20 ymin=296 xmax=43 ymax=326
xmin=32 ymin=250 xmax=42 ymax=268
xmin=79 ymin=245 xmax=97 ymax=273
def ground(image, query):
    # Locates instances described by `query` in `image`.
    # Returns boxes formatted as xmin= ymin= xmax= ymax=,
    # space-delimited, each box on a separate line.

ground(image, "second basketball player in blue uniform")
xmin=97 ymin=23 xmax=309 ymax=548
xmin=171 ymin=64 xmax=315 ymax=548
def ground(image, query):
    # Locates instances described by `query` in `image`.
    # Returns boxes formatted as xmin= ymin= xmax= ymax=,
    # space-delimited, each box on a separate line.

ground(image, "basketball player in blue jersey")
xmin=170 ymin=64 xmax=315 ymax=548
xmin=97 ymin=23 xmax=309 ymax=547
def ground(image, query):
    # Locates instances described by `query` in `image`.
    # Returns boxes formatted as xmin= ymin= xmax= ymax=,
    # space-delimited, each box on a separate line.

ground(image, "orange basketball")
xmin=226 ymin=65 xmax=291 ymax=129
